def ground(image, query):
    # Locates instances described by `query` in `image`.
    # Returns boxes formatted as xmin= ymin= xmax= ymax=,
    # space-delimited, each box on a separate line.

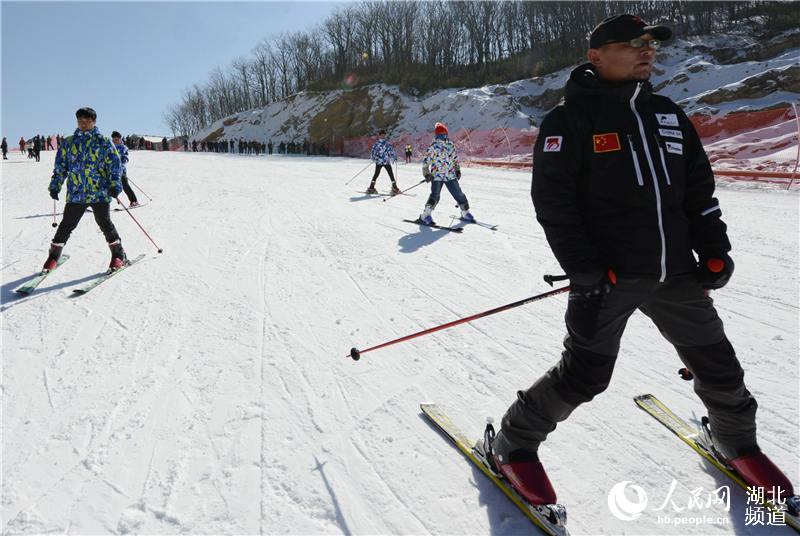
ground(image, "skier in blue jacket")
xmin=366 ymin=130 xmax=399 ymax=195
xmin=44 ymin=107 xmax=127 ymax=271
xmin=112 ymin=131 xmax=140 ymax=207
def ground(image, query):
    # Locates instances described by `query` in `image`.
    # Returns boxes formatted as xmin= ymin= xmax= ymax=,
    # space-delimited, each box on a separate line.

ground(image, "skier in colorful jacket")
xmin=111 ymin=131 xmax=140 ymax=207
xmin=366 ymin=130 xmax=398 ymax=194
xmin=490 ymin=14 xmax=794 ymax=507
xmin=418 ymin=122 xmax=474 ymax=225
xmin=44 ymin=107 xmax=127 ymax=271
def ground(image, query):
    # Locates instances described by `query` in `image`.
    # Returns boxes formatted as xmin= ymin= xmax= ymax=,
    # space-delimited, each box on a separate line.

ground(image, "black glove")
xmin=49 ymin=189 xmax=59 ymax=200
xmin=108 ymin=185 xmax=122 ymax=198
xmin=569 ymin=270 xmax=614 ymax=299
xmin=697 ymin=253 xmax=734 ymax=290
xmin=424 ymin=173 xmax=433 ymax=182
xmin=566 ymin=270 xmax=615 ymax=338
xmin=455 ymin=168 xmax=462 ymax=180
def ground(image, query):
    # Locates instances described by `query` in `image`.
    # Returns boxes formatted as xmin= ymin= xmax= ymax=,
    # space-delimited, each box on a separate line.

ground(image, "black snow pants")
xmin=369 ymin=164 xmax=396 ymax=186
xmin=121 ymin=174 xmax=138 ymax=204
xmin=498 ymin=274 xmax=757 ymax=455
xmin=53 ymin=203 xmax=120 ymax=245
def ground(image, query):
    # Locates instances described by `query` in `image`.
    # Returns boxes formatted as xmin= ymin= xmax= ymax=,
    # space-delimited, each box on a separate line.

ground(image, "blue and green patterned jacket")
xmin=49 ymin=127 xmax=121 ymax=203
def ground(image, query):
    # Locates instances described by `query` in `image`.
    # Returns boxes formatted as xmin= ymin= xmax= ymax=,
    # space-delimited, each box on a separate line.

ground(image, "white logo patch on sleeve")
xmin=656 ymin=113 xmax=679 ymax=127
xmin=665 ymin=141 xmax=683 ymax=155
xmin=544 ymin=136 xmax=563 ymax=152
xmin=658 ymin=128 xmax=683 ymax=139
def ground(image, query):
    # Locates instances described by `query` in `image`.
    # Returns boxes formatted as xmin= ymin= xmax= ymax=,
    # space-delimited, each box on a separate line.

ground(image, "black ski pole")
xmin=127 ymin=177 xmax=153 ymax=201
xmin=345 ymin=162 xmax=373 ymax=186
xmin=382 ymin=179 xmax=426 ymax=202
xmin=116 ymin=198 xmax=163 ymax=253
xmin=51 ymin=200 xmax=58 ymax=228
xmin=348 ymin=285 xmax=570 ymax=361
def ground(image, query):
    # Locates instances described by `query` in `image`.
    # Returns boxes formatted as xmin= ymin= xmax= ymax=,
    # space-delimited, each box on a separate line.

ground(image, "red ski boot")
xmin=489 ymin=428 xmax=557 ymax=505
xmin=702 ymin=417 xmax=795 ymax=502
xmin=730 ymin=452 xmax=795 ymax=502
xmin=108 ymin=239 xmax=128 ymax=271
xmin=42 ymin=242 xmax=64 ymax=271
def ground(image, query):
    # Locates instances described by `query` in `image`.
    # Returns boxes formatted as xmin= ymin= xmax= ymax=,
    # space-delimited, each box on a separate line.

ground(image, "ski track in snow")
xmin=1 ymin=151 xmax=798 ymax=535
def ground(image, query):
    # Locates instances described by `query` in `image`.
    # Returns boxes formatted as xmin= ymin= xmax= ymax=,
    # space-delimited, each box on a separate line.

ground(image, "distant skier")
xmin=1 ymin=137 xmax=7 ymax=159
xmin=366 ymin=129 xmax=398 ymax=194
xmin=161 ymin=137 xmax=168 ymax=151
xmin=112 ymin=131 xmax=140 ymax=207
xmin=404 ymin=143 xmax=412 ymax=164
xmin=418 ymin=122 xmax=473 ymax=224
xmin=19 ymin=136 xmax=25 ymax=153
xmin=44 ymin=107 xmax=127 ymax=271
xmin=46 ymin=135 xmax=54 ymax=150
xmin=33 ymin=135 xmax=41 ymax=162
xmin=489 ymin=13 xmax=795 ymax=508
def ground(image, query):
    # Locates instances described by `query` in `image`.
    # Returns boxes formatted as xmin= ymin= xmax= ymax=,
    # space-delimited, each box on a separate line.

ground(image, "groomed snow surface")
xmin=2 ymin=151 xmax=798 ymax=535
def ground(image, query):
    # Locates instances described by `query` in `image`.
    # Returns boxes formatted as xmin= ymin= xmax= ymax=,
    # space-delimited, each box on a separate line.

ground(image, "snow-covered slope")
xmin=191 ymin=30 xmax=800 ymax=170
xmin=2 ymin=151 xmax=798 ymax=534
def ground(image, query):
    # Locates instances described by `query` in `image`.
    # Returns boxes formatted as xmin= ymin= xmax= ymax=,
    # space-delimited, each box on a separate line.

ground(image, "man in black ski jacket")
xmin=491 ymin=14 xmax=793 ymax=506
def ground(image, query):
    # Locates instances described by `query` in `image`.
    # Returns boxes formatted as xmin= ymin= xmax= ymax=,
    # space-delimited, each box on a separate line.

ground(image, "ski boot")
xmin=419 ymin=206 xmax=434 ymax=225
xmin=42 ymin=242 xmax=64 ymax=271
xmin=487 ymin=427 xmax=557 ymax=506
xmin=108 ymin=239 xmax=128 ymax=271
xmin=459 ymin=204 xmax=475 ymax=223
xmin=390 ymin=184 xmax=401 ymax=196
xmin=701 ymin=417 xmax=795 ymax=503
xmin=475 ymin=419 xmax=567 ymax=529
xmin=129 ymin=201 xmax=141 ymax=208
xmin=366 ymin=185 xmax=378 ymax=195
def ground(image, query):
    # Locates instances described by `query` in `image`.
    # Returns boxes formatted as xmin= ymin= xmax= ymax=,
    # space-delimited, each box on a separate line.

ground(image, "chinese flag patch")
xmin=593 ymin=133 xmax=621 ymax=153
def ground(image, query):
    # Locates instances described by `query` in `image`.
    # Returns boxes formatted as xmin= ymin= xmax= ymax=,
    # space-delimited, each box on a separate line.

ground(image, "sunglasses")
xmin=611 ymin=38 xmax=661 ymax=50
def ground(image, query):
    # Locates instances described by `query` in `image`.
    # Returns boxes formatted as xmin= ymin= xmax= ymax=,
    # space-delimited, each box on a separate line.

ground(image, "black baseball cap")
xmin=589 ymin=14 xmax=672 ymax=49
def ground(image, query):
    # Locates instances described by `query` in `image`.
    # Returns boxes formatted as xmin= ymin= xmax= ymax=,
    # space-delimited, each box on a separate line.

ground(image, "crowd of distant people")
xmin=189 ymin=138 xmax=331 ymax=156
xmin=2 ymin=134 xmax=58 ymax=161
xmin=3 ymin=132 xmax=337 ymax=161
xmin=1 ymin=134 xmax=174 ymax=161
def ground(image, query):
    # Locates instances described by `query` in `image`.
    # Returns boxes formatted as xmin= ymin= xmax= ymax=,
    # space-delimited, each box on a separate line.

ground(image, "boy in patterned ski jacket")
xmin=419 ymin=122 xmax=474 ymax=224
xmin=366 ymin=130 xmax=398 ymax=194
xmin=112 ymin=131 xmax=140 ymax=207
xmin=44 ymin=107 xmax=127 ymax=271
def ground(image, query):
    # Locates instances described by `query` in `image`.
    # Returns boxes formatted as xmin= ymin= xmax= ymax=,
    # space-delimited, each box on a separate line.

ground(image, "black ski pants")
xmin=53 ymin=202 xmax=120 ymax=245
xmin=121 ymin=174 xmax=138 ymax=204
xmin=369 ymin=164 xmax=395 ymax=185
xmin=499 ymin=274 xmax=757 ymax=455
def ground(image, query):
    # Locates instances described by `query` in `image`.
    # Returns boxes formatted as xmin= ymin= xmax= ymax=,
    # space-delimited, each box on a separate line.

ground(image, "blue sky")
xmin=1 ymin=1 xmax=342 ymax=139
